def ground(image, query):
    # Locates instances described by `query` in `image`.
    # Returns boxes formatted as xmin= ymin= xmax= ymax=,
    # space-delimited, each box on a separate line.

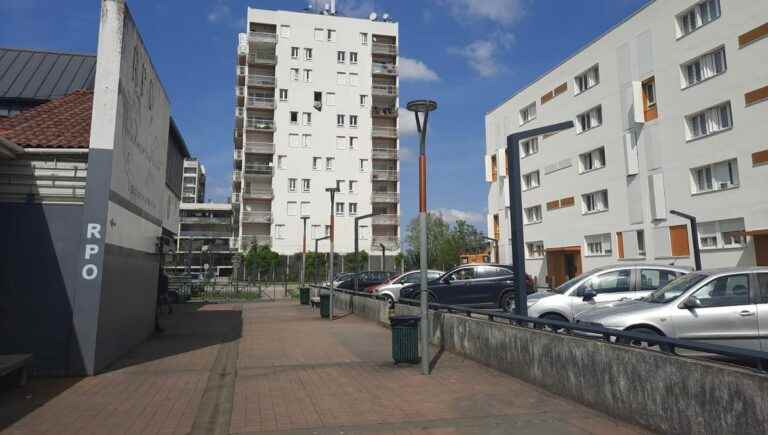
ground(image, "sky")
xmin=1 ymin=0 xmax=649 ymax=233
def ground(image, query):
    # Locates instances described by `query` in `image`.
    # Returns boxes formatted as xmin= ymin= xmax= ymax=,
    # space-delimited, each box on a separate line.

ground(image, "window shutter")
xmin=485 ymin=155 xmax=493 ymax=182
xmin=487 ymin=214 xmax=494 ymax=239
xmin=616 ymin=232 xmax=625 ymax=258
xmin=632 ymin=81 xmax=645 ymax=123
xmin=624 ymin=130 xmax=639 ymax=175
xmin=503 ymin=179 xmax=510 ymax=207
xmin=670 ymin=225 xmax=691 ymax=257
xmin=497 ymin=149 xmax=508 ymax=177
xmin=648 ymin=173 xmax=667 ymax=220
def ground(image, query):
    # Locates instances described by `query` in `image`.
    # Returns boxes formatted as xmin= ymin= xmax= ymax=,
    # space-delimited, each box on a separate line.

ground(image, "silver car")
xmin=575 ymin=267 xmax=768 ymax=351
xmin=375 ymin=270 xmax=444 ymax=304
xmin=527 ymin=264 xmax=690 ymax=322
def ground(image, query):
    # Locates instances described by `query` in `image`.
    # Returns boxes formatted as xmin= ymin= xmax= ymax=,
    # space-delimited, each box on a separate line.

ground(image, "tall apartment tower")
xmin=234 ymin=7 xmax=401 ymax=258
xmin=485 ymin=0 xmax=768 ymax=287
xmin=182 ymin=158 xmax=206 ymax=203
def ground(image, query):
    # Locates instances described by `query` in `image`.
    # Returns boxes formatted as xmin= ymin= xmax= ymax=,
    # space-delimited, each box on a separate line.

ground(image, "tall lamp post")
xmin=354 ymin=212 xmax=380 ymax=272
xmin=326 ymin=187 xmax=340 ymax=319
xmin=314 ymin=235 xmax=330 ymax=283
xmin=300 ymin=216 xmax=310 ymax=288
xmin=407 ymin=99 xmax=437 ymax=376
xmin=483 ymin=236 xmax=499 ymax=263
xmin=379 ymin=243 xmax=387 ymax=271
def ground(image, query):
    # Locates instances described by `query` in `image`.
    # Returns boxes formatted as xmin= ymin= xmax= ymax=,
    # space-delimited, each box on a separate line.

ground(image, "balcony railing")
xmin=371 ymin=169 xmax=399 ymax=181
xmin=371 ymin=192 xmax=399 ymax=203
xmin=232 ymin=193 xmax=241 ymax=203
xmin=233 ymin=170 xmax=242 ymax=182
xmin=241 ymin=211 xmax=272 ymax=224
xmin=248 ymin=31 xmax=277 ymax=43
xmin=372 ymin=62 xmax=398 ymax=75
xmin=372 ymin=84 xmax=398 ymax=97
xmin=248 ymin=52 xmax=277 ymax=65
xmin=241 ymin=235 xmax=271 ymax=249
xmin=372 ymin=147 xmax=398 ymax=159
xmin=179 ymin=230 xmax=233 ymax=238
xmin=237 ymin=66 xmax=247 ymax=76
xmin=235 ymin=107 xmax=244 ymax=118
xmin=245 ymin=142 xmax=274 ymax=154
xmin=247 ymin=75 xmax=276 ymax=87
xmin=234 ymin=149 xmax=243 ymax=161
xmin=180 ymin=216 xmax=231 ymax=225
xmin=372 ymin=214 xmax=399 ymax=225
xmin=243 ymin=164 xmax=273 ymax=176
xmin=247 ymin=96 xmax=275 ymax=109
xmin=242 ymin=188 xmax=274 ymax=199
xmin=372 ymin=43 xmax=397 ymax=55
xmin=246 ymin=119 xmax=275 ymax=131
xmin=372 ymin=235 xmax=400 ymax=249
xmin=372 ymin=126 xmax=397 ymax=138
xmin=371 ymin=106 xmax=398 ymax=118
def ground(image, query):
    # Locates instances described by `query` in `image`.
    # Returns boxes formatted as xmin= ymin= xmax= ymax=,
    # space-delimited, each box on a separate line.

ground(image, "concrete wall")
xmin=394 ymin=302 xmax=768 ymax=435
xmin=332 ymin=291 xmax=390 ymax=325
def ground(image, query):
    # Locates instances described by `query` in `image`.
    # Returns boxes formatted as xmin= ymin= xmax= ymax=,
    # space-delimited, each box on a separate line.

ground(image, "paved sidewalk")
xmin=0 ymin=301 xmax=654 ymax=435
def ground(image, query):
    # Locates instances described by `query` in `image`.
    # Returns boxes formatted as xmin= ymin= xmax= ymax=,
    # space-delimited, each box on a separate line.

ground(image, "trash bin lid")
xmin=390 ymin=315 xmax=420 ymax=326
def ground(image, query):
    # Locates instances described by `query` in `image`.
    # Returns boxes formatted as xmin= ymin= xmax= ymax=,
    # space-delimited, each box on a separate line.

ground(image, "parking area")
xmin=0 ymin=301 xmax=653 ymax=435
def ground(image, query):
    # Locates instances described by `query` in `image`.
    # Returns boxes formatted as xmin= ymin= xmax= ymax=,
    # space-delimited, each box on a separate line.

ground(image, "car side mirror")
xmin=682 ymin=296 xmax=702 ymax=309
xmin=582 ymin=289 xmax=597 ymax=302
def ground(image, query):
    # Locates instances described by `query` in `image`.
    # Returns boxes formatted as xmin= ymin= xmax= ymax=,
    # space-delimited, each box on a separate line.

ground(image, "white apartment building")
xmin=182 ymin=158 xmax=206 ymax=203
xmin=485 ymin=0 xmax=768 ymax=288
xmin=233 ymin=6 xmax=401 ymax=257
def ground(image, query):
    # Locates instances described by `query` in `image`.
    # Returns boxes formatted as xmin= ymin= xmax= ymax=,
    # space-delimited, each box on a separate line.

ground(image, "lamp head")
xmin=406 ymin=99 xmax=437 ymax=113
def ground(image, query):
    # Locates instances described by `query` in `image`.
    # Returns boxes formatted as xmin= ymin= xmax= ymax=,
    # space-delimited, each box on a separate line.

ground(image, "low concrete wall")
xmin=395 ymin=303 xmax=768 ymax=435
xmin=332 ymin=292 xmax=390 ymax=326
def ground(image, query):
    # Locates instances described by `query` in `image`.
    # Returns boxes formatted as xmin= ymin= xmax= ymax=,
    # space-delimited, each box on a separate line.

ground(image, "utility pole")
xmin=300 ymin=216 xmax=310 ymax=288
xmin=380 ymin=243 xmax=386 ymax=271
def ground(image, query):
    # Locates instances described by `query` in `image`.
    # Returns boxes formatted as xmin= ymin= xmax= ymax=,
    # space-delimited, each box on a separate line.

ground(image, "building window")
xmin=335 ymin=202 xmax=345 ymax=216
xmin=360 ymin=159 xmax=369 ymax=172
xmin=575 ymin=65 xmax=600 ymax=95
xmin=336 ymin=136 xmax=346 ymax=149
xmin=314 ymin=28 xmax=324 ymax=41
xmin=275 ymin=224 xmax=286 ymax=239
xmin=325 ymin=92 xmax=336 ymax=106
xmin=303 ymin=69 xmax=312 ymax=83
xmin=642 ymin=77 xmax=658 ymax=122
xmin=326 ymin=157 xmax=335 ymax=171
xmin=577 ymin=105 xmax=602 ymax=133
xmin=490 ymin=154 xmax=498 ymax=182
xmin=303 ymin=112 xmax=312 ymax=126
xmin=280 ymin=25 xmax=291 ymax=38
xmin=337 ymin=114 xmax=345 ymax=127
xmin=349 ymin=137 xmax=358 ymax=150
xmin=302 ymin=179 xmax=311 ymax=192
xmin=349 ymin=73 xmax=359 ymax=86
xmin=290 ymin=68 xmax=299 ymax=81
xmin=520 ymin=137 xmax=539 ymax=158
xmin=360 ymin=95 xmax=368 ymax=106
xmin=302 ymin=134 xmax=312 ymax=148
xmin=327 ymin=29 xmax=336 ymax=42
xmin=524 ymin=205 xmax=542 ymax=224
xmin=690 ymin=159 xmax=739 ymax=194
xmin=676 ymin=0 xmax=720 ymax=38
xmin=288 ymin=178 xmax=297 ymax=192
xmin=337 ymin=72 xmax=347 ymax=85
xmin=336 ymin=179 xmax=345 ymax=193
xmin=337 ymin=51 xmax=346 ymax=64
xmin=304 ymin=48 xmax=313 ymax=61
xmin=585 ymin=233 xmax=612 ymax=257
xmin=697 ymin=218 xmax=746 ymax=249
xmin=291 ymin=47 xmax=299 ymax=59
xmin=582 ymin=189 xmax=608 ymax=214
xmin=290 ymin=111 xmax=298 ymax=124
xmin=526 ymin=241 xmax=544 ymax=259
xmin=578 ymin=147 xmax=606 ymax=173
xmin=349 ymin=203 xmax=358 ymax=216
xmin=350 ymin=52 xmax=358 ymax=64
xmin=349 ymin=115 xmax=359 ymax=127
xmin=522 ymin=170 xmax=540 ymax=191
xmin=300 ymin=201 xmax=311 ymax=217
xmin=289 ymin=133 xmax=299 ymax=148
xmin=519 ymin=102 xmax=536 ymax=125
xmin=287 ymin=201 xmax=298 ymax=216
xmin=360 ymin=33 xmax=368 ymax=45
xmin=279 ymin=89 xmax=288 ymax=101
xmin=682 ymin=46 xmax=726 ymax=88
xmin=637 ymin=230 xmax=646 ymax=256
xmin=686 ymin=102 xmax=732 ymax=140
xmin=277 ymin=155 xmax=287 ymax=169
xmin=348 ymin=180 xmax=357 ymax=193
xmin=312 ymin=157 xmax=321 ymax=171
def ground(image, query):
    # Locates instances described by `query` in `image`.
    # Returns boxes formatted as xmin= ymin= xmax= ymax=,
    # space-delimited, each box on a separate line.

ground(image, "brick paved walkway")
xmin=0 ymin=301 xmax=654 ymax=435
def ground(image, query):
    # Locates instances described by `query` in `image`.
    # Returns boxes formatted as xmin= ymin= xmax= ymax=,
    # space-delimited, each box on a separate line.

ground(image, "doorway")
xmin=755 ymin=235 xmax=768 ymax=266
xmin=546 ymin=246 xmax=583 ymax=288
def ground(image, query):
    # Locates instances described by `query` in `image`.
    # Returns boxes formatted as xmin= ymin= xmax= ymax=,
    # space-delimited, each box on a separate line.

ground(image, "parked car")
xmin=574 ymin=267 xmax=768 ymax=351
xmin=526 ymin=264 xmax=690 ymax=322
xmin=399 ymin=264 xmax=534 ymax=311
xmin=372 ymin=270 xmax=445 ymax=304
xmin=335 ymin=271 xmax=394 ymax=292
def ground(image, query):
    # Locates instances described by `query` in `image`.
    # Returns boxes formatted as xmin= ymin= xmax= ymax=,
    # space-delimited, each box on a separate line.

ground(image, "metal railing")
xmin=372 ymin=126 xmax=397 ymax=138
xmin=248 ymin=31 xmax=277 ymax=43
xmin=241 ymin=235 xmax=272 ymax=248
xmin=233 ymin=170 xmax=242 ymax=182
xmin=371 ymin=192 xmax=399 ymax=203
xmin=178 ymin=230 xmax=233 ymax=238
xmin=371 ymin=169 xmax=399 ymax=181
xmin=372 ymin=147 xmax=398 ymax=159
xmin=371 ymin=106 xmax=398 ymax=117
xmin=248 ymin=52 xmax=277 ymax=64
xmin=234 ymin=149 xmax=243 ymax=161
xmin=235 ymin=107 xmax=244 ymax=118
xmin=247 ymin=74 xmax=276 ymax=87
xmin=241 ymin=211 xmax=272 ymax=223
xmin=372 ymin=62 xmax=398 ymax=75
xmin=246 ymin=119 xmax=275 ymax=130
xmin=243 ymin=164 xmax=273 ymax=176
xmin=237 ymin=66 xmax=247 ymax=76
xmin=247 ymin=96 xmax=275 ymax=109
xmin=232 ymin=193 xmax=241 ymax=203
xmin=180 ymin=216 xmax=231 ymax=225
xmin=372 ymin=214 xmax=399 ymax=225
xmin=372 ymin=84 xmax=397 ymax=96
xmin=242 ymin=188 xmax=273 ymax=199
xmin=245 ymin=142 xmax=274 ymax=154
xmin=372 ymin=43 xmax=397 ymax=55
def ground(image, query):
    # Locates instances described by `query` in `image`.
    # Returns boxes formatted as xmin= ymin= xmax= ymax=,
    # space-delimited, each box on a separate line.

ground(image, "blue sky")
xmin=2 ymin=0 xmax=648 ymax=231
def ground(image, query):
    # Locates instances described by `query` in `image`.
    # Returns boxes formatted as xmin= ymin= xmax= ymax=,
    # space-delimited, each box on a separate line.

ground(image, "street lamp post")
xmin=407 ymin=99 xmax=438 ymax=376
xmin=670 ymin=210 xmax=702 ymax=271
xmin=326 ymin=187 xmax=340 ymax=320
xmin=300 ymin=216 xmax=310 ymax=288
xmin=380 ymin=243 xmax=386 ymax=271
xmin=314 ymin=235 xmax=330 ymax=284
xmin=483 ymin=236 xmax=499 ymax=264
xmin=354 ymin=212 xmax=380 ymax=272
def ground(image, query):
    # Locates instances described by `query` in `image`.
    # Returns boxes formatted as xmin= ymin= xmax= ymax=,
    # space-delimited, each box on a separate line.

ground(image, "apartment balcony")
xmin=235 ymin=87 xmax=245 ymax=106
xmin=231 ymin=193 xmax=241 ymax=203
xmin=372 ymin=62 xmax=398 ymax=76
xmin=372 ymin=214 xmax=399 ymax=226
xmin=372 ymin=84 xmax=397 ymax=97
xmin=372 ymin=126 xmax=397 ymax=138
xmin=246 ymin=96 xmax=275 ymax=109
xmin=246 ymin=118 xmax=275 ymax=131
xmin=247 ymin=74 xmax=276 ymax=88
xmin=371 ymin=106 xmax=398 ymax=118
xmin=180 ymin=216 xmax=231 ymax=225
xmin=371 ymin=169 xmax=399 ymax=182
xmin=372 ymin=235 xmax=400 ymax=250
xmin=372 ymin=43 xmax=397 ymax=56
xmin=235 ymin=107 xmax=245 ymax=118
xmin=243 ymin=163 xmax=273 ymax=177
xmin=237 ymin=66 xmax=247 ymax=85
xmin=234 ymin=149 xmax=243 ymax=161
xmin=241 ymin=235 xmax=271 ymax=249
xmin=371 ymin=191 xmax=399 ymax=203
xmin=241 ymin=211 xmax=272 ymax=224
xmin=248 ymin=51 xmax=277 ymax=65
xmin=178 ymin=230 xmax=233 ymax=238
xmin=248 ymin=31 xmax=277 ymax=44
xmin=244 ymin=141 xmax=274 ymax=154
xmin=372 ymin=147 xmax=398 ymax=160
xmin=242 ymin=188 xmax=274 ymax=200
xmin=233 ymin=170 xmax=242 ymax=182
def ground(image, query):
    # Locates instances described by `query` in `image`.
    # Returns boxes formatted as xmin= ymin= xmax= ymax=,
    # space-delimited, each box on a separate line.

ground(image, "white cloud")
xmin=438 ymin=0 xmax=527 ymax=26
xmin=399 ymin=108 xmax=419 ymax=137
xmin=399 ymin=57 xmax=440 ymax=82
xmin=449 ymin=39 xmax=502 ymax=77
xmin=207 ymin=0 xmax=230 ymax=23
xmin=434 ymin=208 xmax=486 ymax=226
xmin=399 ymin=146 xmax=417 ymax=163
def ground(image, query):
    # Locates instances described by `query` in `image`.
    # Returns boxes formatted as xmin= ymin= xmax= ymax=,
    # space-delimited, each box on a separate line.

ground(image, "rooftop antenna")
xmin=369 ymin=11 xmax=378 ymax=21
xmin=382 ymin=13 xmax=390 ymax=21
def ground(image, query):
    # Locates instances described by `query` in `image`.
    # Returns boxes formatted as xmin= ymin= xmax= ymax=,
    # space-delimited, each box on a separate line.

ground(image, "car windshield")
xmin=552 ymin=272 xmax=590 ymax=294
xmin=646 ymin=273 xmax=708 ymax=304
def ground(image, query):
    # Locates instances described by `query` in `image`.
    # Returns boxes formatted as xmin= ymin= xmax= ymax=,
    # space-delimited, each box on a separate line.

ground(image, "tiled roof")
xmin=0 ymin=48 xmax=96 ymax=101
xmin=0 ymin=90 xmax=92 ymax=149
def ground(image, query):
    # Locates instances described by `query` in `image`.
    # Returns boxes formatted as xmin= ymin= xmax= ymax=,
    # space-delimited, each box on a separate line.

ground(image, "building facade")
xmin=168 ymin=203 xmax=235 ymax=278
xmin=233 ymin=7 xmax=401 ymax=258
xmin=182 ymin=158 xmax=206 ymax=203
xmin=485 ymin=0 xmax=768 ymax=287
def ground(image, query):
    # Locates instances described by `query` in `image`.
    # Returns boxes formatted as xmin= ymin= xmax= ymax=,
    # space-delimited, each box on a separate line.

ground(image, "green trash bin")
xmin=320 ymin=292 xmax=331 ymax=318
xmin=299 ymin=287 xmax=310 ymax=305
xmin=390 ymin=315 xmax=421 ymax=364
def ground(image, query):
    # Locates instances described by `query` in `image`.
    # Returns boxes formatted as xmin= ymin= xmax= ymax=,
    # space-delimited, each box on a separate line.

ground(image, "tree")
xmin=394 ymin=252 xmax=405 ymax=274
xmin=345 ymin=250 xmax=369 ymax=272
xmin=404 ymin=214 xmax=489 ymax=270
xmin=304 ymin=251 xmax=327 ymax=283
xmin=244 ymin=244 xmax=280 ymax=282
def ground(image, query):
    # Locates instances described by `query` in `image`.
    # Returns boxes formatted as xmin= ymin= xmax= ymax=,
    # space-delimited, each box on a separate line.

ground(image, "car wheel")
xmin=540 ymin=313 xmax=569 ymax=332
xmin=500 ymin=292 xmax=516 ymax=312
xmin=620 ymin=327 xmax=672 ymax=352
xmin=383 ymin=294 xmax=395 ymax=308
